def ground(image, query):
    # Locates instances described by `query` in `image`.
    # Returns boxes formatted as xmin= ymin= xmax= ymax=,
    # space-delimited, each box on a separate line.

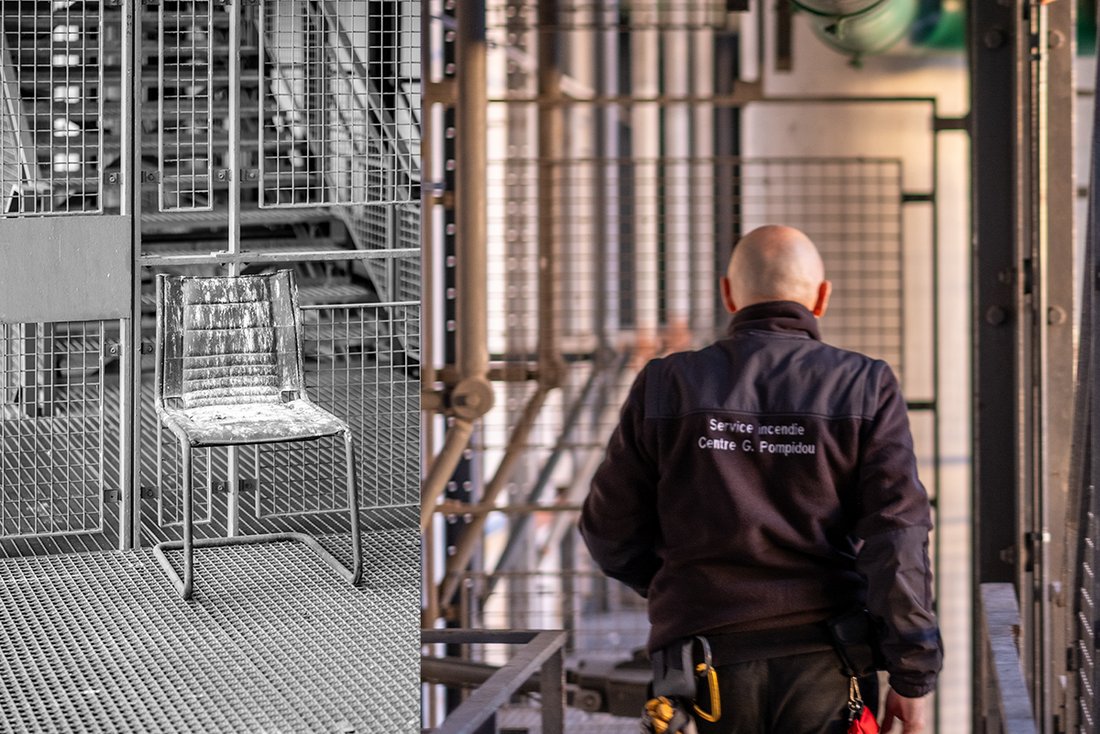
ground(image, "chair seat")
xmin=161 ymin=399 xmax=347 ymax=447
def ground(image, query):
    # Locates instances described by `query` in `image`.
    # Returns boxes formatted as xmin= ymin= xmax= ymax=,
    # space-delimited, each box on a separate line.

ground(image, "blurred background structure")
xmin=420 ymin=1 xmax=1098 ymax=733
xmin=0 ymin=2 xmax=421 ymax=730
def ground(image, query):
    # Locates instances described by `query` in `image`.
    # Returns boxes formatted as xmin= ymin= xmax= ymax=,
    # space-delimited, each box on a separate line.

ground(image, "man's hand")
xmin=880 ymin=689 xmax=930 ymax=733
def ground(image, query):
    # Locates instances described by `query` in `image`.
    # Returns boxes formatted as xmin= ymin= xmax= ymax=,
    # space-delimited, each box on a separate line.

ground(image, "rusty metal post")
xmin=537 ymin=0 xmax=565 ymax=387
xmin=420 ymin=0 xmax=494 ymax=532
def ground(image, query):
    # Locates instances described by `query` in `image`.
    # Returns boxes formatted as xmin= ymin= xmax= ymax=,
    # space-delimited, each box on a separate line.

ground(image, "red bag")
xmin=848 ymin=703 xmax=879 ymax=734
xmin=846 ymin=677 xmax=879 ymax=734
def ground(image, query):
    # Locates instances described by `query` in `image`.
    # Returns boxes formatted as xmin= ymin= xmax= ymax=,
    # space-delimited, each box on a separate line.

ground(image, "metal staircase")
xmin=2 ymin=1 xmax=421 ymax=357
xmin=1 ymin=1 xmax=420 ymax=299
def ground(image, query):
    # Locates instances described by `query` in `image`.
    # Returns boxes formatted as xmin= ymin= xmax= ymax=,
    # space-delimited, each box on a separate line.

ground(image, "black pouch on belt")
xmin=641 ymin=641 xmax=701 ymax=734
xmin=824 ymin=608 xmax=886 ymax=676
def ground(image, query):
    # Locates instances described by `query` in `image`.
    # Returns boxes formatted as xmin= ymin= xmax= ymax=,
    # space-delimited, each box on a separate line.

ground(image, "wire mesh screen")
xmin=462 ymin=156 xmax=908 ymax=631
xmin=0 ymin=320 xmax=119 ymax=542
xmin=259 ymin=1 xmax=420 ymax=207
xmin=740 ymin=158 xmax=905 ymax=373
xmin=0 ymin=3 xmax=123 ymax=216
xmin=1077 ymin=483 xmax=1098 ymax=732
xmin=487 ymin=157 xmax=905 ymax=377
xmin=157 ymin=3 xmax=216 ymax=212
xmin=245 ymin=302 xmax=419 ymax=524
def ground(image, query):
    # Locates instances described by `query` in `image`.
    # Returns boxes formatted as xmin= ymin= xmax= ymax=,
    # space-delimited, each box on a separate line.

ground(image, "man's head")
xmin=721 ymin=225 xmax=831 ymax=317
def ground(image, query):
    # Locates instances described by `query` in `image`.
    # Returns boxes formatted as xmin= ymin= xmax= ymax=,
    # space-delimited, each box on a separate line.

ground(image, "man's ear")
xmin=720 ymin=277 xmax=737 ymax=314
xmin=812 ymin=280 xmax=832 ymax=317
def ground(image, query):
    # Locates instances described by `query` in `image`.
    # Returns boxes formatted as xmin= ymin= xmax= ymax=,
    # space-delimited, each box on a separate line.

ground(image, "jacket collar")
xmin=727 ymin=301 xmax=821 ymax=341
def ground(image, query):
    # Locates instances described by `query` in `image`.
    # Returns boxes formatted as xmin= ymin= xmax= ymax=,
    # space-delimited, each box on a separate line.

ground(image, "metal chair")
xmin=152 ymin=270 xmax=362 ymax=599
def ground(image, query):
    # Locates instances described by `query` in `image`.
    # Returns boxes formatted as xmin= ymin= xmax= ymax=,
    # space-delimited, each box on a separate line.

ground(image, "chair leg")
xmin=344 ymin=430 xmax=363 ymax=585
xmin=152 ymin=439 xmax=197 ymax=600
xmin=181 ymin=442 xmax=194 ymax=600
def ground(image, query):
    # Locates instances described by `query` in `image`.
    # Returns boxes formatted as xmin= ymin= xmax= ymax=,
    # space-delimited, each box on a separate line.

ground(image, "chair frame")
xmin=151 ymin=271 xmax=362 ymax=600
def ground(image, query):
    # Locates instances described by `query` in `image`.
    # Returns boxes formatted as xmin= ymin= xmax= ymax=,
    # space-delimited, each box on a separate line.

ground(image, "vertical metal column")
xmin=226 ymin=0 xmax=243 ymax=537
xmin=968 ymin=0 xmax=1028 ymax=725
xmin=596 ymin=0 xmax=620 ymax=348
xmin=537 ymin=0 xmax=563 ymax=387
xmin=969 ymin=0 xmax=1076 ymax=727
xmin=632 ymin=4 xmax=660 ymax=347
xmin=1043 ymin=0 xmax=1077 ymax=727
xmin=663 ymin=4 xmax=691 ymax=344
xmin=420 ymin=0 xmax=492 ymax=531
xmin=127 ymin=2 xmax=143 ymax=549
xmin=691 ymin=8 xmax=716 ymax=338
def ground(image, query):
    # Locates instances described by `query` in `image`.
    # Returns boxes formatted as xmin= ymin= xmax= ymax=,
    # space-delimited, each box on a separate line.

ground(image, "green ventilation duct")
xmin=792 ymin=0 xmax=920 ymax=63
xmin=796 ymin=0 xmax=1094 ymax=63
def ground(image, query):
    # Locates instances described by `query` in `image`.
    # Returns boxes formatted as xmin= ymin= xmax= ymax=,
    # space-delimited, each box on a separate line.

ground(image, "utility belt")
xmin=640 ymin=610 xmax=885 ymax=734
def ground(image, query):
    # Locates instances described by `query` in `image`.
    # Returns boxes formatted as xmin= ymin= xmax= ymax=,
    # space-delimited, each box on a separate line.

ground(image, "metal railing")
xmin=422 ymin=628 xmax=568 ymax=734
xmin=259 ymin=0 xmax=419 ymax=207
xmin=979 ymin=583 xmax=1039 ymax=734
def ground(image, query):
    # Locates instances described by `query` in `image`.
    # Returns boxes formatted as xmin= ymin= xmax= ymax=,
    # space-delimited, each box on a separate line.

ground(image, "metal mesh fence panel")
xmin=140 ymin=300 xmax=420 ymax=541
xmin=0 ymin=3 xmax=123 ymax=215
xmin=258 ymin=1 xmax=419 ymax=207
xmin=251 ymin=302 xmax=420 ymax=518
xmin=156 ymin=3 xmax=216 ymax=212
xmin=1076 ymin=486 xmax=1097 ymax=732
xmin=462 ymin=157 xmax=909 ymax=643
xmin=739 ymin=158 xmax=906 ymax=374
xmin=0 ymin=320 xmax=119 ymax=542
xmin=485 ymin=156 xmax=905 ymax=385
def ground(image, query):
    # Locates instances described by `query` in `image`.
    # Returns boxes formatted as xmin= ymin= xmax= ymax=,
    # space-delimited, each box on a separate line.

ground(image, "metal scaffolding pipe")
xmin=691 ymin=12 xmax=716 ymax=337
xmin=537 ymin=0 xmax=565 ymax=386
xmin=632 ymin=6 xmax=660 ymax=344
xmin=420 ymin=0 xmax=493 ymax=535
xmin=663 ymin=4 xmax=692 ymax=342
xmin=420 ymin=417 xmax=475 ymax=532
xmin=455 ymin=0 xmax=490 ymax=383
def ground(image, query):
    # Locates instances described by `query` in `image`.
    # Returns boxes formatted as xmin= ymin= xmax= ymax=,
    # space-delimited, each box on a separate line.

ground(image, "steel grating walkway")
xmin=0 ymin=530 xmax=419 ymax=733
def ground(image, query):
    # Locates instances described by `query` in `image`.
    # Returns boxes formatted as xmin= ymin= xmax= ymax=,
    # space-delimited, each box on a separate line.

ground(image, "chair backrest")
xmin=155 ymin=271 xmax=306 ymax=411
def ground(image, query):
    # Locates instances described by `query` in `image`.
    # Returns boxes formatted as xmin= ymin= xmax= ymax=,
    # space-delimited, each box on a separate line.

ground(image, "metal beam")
xmin=969 ymin=0 xmax=1076 ymax=728
xmin=968 ymin=0 xmax=1026 ymax=649
xmin=979 ymin=584 xmax=1039 ymax=733
xmin=1041 ymin=1 xmax=1076 ymax=729
xmin=423 ymin=629 xmax=569 ymax=734
xmin=420 ymin=0 xmax=494 ymax=537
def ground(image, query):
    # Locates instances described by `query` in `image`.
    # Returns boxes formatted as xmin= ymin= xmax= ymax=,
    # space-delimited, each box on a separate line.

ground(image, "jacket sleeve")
xmin=853 ymin=363 xmax=943 ymax=698
xmin=579 ymin=365 xmax=661 ymax=597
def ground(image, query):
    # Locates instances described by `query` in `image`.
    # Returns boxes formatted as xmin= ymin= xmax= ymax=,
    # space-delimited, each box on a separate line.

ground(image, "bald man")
xmin=581 ymin=226 xmax=942 ymax=733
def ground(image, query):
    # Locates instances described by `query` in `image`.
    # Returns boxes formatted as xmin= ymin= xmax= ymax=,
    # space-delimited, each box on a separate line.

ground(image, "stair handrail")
xmin=304 ymin=0 xmax=419 ymax=180
xmin=0 ymin=31 xmax=40 ymax=213
xmin=260 ymin=3 xmax=418 ymax=204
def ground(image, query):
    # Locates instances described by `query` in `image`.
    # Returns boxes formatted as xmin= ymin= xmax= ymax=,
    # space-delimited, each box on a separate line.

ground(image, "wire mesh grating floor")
xmin=0 ymin=530 xmax=419 ymax=733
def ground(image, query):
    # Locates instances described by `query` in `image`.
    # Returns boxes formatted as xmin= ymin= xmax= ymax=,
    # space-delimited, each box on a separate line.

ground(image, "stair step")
xmin=141 ymin=206 xmax=336 ymax=233
xmin=297 ymin=283 xmax=374 ymax=305
xmin=141 ymin=237 xmax=345 ymax=258
xmin=1 ymin=11 xmax=235 ymax=34
xmin=19 ymin=100 xmax=262 ymax=120
xmin=16 ymin=70 xmax=259 ymax=94
xmin=138 ymin=281 xmax=373 ymax=312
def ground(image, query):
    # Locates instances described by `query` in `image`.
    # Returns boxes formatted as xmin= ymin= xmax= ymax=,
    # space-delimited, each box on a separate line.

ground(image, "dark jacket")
xmin=579 ymin=301 xmax=942 ymax=698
